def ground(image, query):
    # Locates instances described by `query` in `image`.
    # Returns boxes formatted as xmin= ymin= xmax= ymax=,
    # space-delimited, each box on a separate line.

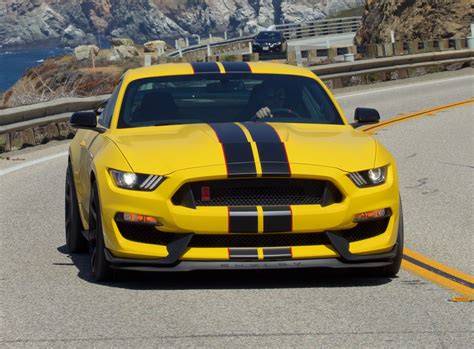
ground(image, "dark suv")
xmin=252 ymin=31 xmax=287 ymax=54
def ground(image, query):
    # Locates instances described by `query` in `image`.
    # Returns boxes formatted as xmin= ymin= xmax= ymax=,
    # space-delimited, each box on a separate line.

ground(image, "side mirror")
xmin=94 ymin=99 xmax=108 ymax=116
xmin=70 ymin=111 xmax=105 ymax=133
xmin=353 ymin=107 xmax=380 ymax=127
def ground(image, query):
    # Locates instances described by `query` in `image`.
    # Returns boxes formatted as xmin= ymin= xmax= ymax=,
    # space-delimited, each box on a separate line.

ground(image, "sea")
xmin=0 ymin=47 xmax=71 ymax=93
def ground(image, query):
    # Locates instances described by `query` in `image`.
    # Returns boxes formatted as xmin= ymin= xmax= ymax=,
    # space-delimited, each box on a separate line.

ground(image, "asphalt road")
xmin=1 ymin=69 xmax=473 ymax=347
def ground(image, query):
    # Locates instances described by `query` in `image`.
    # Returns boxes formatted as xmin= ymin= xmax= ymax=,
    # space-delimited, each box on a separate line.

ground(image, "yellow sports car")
xmin=66 ymin=62 xmax=403 ymax=281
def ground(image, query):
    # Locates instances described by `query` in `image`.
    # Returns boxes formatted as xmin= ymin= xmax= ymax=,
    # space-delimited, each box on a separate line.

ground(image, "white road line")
xmin=336 ymin=75 xmax=474 ymax=99
xmin=0 ymin=151 xmax=68 ymax=176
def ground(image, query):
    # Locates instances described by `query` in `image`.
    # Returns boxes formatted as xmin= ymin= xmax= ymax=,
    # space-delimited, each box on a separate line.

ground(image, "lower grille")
xmin=116 ymin=218 xmax=389 ymax=248
xmin=172 ymin=178 xmax=342 ymax=207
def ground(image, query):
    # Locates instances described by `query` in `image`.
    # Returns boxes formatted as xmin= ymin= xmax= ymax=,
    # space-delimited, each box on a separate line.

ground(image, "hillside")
xmin=355 ymin=0 xmax=473 ymax=45
xmin=0 ymin=0 xmax=364 ymax=48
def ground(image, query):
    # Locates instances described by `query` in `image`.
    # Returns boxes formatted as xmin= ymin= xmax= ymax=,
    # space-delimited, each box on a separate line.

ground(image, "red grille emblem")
xmin=201 ymin=186 xmax=211 ymax=201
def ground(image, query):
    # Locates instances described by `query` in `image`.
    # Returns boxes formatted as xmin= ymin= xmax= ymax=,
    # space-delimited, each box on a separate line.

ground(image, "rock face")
xmin=74 ymin=45 xmax=99 ymax=61
xmin=111 ymin=38 xmax=135 ymax=47
xmin=0 ymin=0 xmax=364 ymax=48
xmin=144 ymin=40 xmax=167 ymax=54
xmin=355 ymin=0 xmax=473 ymax=45
xmin=109 ymin=45 xmax=140 ymax=61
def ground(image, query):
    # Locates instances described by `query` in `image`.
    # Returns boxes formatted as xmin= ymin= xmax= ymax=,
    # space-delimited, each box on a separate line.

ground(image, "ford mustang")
xmin=66 ymin=62 xmax=403 ymax=281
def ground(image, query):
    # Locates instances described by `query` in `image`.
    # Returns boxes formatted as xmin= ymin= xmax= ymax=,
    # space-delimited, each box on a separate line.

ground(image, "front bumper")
xmin=96 ymin=163 xmax=400 ymax=265
xmin=104 ymin=230 xmax=400 ymax=272
xmin=252 ymin=44 xmax=284 ymax=53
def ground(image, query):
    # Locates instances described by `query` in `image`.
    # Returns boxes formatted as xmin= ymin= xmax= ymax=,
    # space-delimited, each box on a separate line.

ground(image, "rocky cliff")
xmin=355 ymin=0 xmax=473 ymax=45
xmin=0 ymin=0 xmax=364 ymax=48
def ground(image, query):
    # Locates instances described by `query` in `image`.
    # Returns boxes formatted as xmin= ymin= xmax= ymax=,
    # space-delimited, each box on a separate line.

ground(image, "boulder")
xmin=0 ymin=133 xmax=11 ymax=153
xmin=74 ymin=45 xmax=99 ymax=61
xmin=111 ymin=38 xmax=135 ymax=47
xmin=144 ymin=40 xmax=167 ymax=55
xmin=109 ymin=45 xmax=140 ymax=61
xmin=10 ymin=128 xmax=35 ymax=151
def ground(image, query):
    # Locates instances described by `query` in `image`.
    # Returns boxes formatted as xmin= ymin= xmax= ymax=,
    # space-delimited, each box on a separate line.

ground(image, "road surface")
xmin=1 ymin=68 xmax=473 ymax=347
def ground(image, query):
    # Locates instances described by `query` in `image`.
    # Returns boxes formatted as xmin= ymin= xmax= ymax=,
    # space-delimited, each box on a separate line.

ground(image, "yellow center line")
xmin=360 ymin=98 xmax=474 ymax=133
xmin=361 ymin=98 xmax=474 ymax=298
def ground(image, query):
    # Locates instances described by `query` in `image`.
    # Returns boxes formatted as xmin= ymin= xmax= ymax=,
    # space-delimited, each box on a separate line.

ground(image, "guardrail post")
xmin=144 ymin=53 xmax=152 ymax=66
xmin=248 ymin=42 xmax=253 ymax=54
xmin=393 ymin=42 xmax=405 ymax=55
xmin=327 ymin=47 xmax=337 ymax=62
xmin=307 ymin=49 xmax=317 ymax=65
xmin=224 ymin=31 xmax=228 ymax=40
xmin=295 ymin=46 xmax=303 ymax=67
xmin=197 ymin=35 xmax=201 ymax=45
xmin=468 ymin=23 xmax=474 ymax=49
xmin=239 ymin=29 xmax=243 ymax=37
xmin=383 ymin=43 xmax=394 ymax=56
xmin=185 ymin=37 xmax=190 ymax=47
xmin=207 ymin=44 xmax=212 ymax=58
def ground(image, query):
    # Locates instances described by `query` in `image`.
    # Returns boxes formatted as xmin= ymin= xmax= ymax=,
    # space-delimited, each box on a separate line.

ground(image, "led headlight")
xmin=110 ymin=170 xmax=164 ymax=191
xmin=348 ymin=166 xmax=387 ymax=187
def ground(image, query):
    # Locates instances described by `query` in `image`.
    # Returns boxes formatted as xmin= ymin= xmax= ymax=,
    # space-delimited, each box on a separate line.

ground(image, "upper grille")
xmin=172 ymin=178 xmax=342 ymax=207
xmin=116 ymin=218 xmax=389 ymax=248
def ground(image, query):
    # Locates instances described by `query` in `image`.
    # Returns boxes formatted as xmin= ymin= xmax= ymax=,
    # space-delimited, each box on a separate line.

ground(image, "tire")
xmin=89 ymin=182 xmax=113 ymax=282
xmin=65 ymin=163 xmax=87 ymax=253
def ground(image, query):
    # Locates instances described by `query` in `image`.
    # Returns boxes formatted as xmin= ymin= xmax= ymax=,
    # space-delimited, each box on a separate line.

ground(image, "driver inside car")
xmin=253 ymin=84 xmax=291 ymax=119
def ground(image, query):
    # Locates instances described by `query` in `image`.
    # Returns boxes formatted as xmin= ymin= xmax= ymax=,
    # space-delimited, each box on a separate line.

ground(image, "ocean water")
xmin=0 ymin=47 xmax=70 ymax=93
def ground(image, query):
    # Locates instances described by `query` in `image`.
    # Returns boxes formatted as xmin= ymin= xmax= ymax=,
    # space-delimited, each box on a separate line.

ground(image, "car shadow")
xmin=57 ymin=245 xmax=395 ymax=290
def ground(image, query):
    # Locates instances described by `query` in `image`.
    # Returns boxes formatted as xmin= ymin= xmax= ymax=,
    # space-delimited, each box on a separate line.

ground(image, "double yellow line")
xmin=361 ymin=97 xmax=474 ymax=299
xmin=360 ymin=98 xmax=474 ymax=133
xmin=403 ymin=248 xmax=474 ymax=298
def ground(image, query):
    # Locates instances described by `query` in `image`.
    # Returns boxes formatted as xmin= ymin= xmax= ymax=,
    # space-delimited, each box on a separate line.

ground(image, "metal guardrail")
xmin=168 ymin=35 xmax=254 ymax=58
xmin=0 ymin=95 xmax=109 ymax=126
xmin=274 ymin=17 xmax=361 ymax=40
xmin=167 ymin=16 xmax=362 ymax=58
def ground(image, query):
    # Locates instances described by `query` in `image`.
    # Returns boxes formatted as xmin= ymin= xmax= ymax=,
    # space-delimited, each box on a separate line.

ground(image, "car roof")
xmin=124 ymin=62 xmax=317 ymax=83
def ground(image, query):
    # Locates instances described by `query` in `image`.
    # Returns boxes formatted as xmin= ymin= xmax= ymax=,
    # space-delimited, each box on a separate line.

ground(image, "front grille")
xmin=172 ymin=178 xmax=342 ymax=207
xmin=116 ymin=218 xmax=389 ymax=248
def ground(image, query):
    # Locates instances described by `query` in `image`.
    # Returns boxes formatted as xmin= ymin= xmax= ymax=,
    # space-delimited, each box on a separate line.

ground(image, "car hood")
xmin=107 ymin=123 xmax=376 ymax=175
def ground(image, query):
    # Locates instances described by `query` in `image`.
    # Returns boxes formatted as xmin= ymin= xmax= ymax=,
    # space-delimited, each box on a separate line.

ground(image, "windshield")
xmin=256 ymin=32 xmax=281 ymax=40
xmin=117 ymin=74 xmax=343 ymax=128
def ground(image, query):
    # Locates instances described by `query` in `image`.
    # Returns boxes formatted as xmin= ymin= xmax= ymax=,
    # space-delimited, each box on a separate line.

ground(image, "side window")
xmin=98 ymin=81 xmax=122 ymax=128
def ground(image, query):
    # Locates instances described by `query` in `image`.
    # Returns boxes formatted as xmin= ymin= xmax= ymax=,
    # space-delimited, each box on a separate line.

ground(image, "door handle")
xmin=80 ymin=140 xmax=86 ymax=147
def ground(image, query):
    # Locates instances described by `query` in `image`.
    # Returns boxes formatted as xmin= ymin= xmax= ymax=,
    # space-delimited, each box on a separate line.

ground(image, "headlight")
xmin=110 ymin=170 xmax=165 ymax=191
xmin=271 ymin=42 xmax=282 ymax=46
xmin=348 ymin=166 xmax=387 ymax=187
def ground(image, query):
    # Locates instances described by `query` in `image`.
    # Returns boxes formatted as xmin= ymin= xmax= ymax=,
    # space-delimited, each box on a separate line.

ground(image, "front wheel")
xmin=65 ymin=163 xmax=87 ymax=253
xmin=88 ymin=182 xmax=113 ymax=282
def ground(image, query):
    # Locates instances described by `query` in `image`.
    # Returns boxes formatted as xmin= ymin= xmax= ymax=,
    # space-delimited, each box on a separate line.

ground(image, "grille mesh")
xmin=117 ymin=218 xmax=389 ymax=248
xmin=175 ymin=179 xmax=334 ymax=207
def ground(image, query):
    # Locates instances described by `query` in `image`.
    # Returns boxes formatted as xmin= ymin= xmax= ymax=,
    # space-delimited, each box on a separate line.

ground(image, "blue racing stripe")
xmin=191 ymin=62 xmax=220 ymax=74
xmin=222 ymin=62 xmax=252 ymax=73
